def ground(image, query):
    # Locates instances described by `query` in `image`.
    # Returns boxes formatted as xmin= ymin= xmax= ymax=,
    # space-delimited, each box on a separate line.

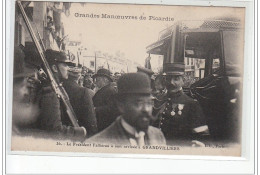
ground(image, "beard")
xmin=12 ymin=101 xmax=39 ymax=128
xmin=135 ymin=112 xmax=152 ymax=132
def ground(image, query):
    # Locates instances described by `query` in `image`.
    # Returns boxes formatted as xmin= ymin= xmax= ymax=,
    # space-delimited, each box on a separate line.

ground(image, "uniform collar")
xmin=168 ymin=87 xmax=183 ymax=98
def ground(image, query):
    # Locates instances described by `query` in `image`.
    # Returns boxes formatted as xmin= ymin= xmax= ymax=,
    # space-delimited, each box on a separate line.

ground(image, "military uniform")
xmin=157 ymin=90 xmax=208 ymax=145
xmin=155 ymin=63 xmax=209 ymax=146
xmin=35 ymin=50 xmax=86 ymax=139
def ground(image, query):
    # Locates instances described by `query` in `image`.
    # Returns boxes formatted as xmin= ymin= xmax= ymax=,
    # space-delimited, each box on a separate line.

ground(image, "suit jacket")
xmin=63 ymin=79 xmax=98 ymax=137
xmin=87 ymin=117 xmax=166 ymax=146
xmin=92 ymin=83 xmax=120 ymax=131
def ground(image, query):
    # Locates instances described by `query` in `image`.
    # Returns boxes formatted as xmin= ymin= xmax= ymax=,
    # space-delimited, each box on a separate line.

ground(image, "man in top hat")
xmin=154 ymin=63 xmax=209 ymax=146
xmin=62 ymin=64 xmax=98 ymax=137
xmin=87 ymin=73 xmax=166 ymax=146
xmin=36 ymin=49 xmax=86 ymax=139
xmin=92 ymin=68 xmax=119 ymax=132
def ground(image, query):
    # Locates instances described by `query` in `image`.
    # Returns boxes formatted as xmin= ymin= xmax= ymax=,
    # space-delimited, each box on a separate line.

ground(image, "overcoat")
xmin=92 ymin=83 xmax=120 ymax=131
xmin=63 ymin=79 xmax=98 ymax=137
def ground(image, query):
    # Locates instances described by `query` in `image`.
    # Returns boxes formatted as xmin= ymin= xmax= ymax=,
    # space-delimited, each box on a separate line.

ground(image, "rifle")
xmin=17 ymin=1 xmax=80 ymax=127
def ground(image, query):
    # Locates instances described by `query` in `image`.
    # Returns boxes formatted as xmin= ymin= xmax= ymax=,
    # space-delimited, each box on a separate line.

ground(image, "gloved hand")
xmin=74 ymin=126 xmax=87 ymax=138
xmin=191 ymin=140 xmax=205 ymax=147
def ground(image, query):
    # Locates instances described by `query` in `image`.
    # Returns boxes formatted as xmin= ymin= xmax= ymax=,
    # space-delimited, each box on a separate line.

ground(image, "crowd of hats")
xmin=14 ymin=47 xmax=185 ymax=95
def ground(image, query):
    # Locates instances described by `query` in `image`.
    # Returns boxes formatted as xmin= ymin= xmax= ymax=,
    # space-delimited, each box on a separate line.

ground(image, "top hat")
xmin=92 ymin=68 xmax=113 ymax=81
xmin=45 ymin=49 xmax=72 ymax=65
xmin=164 ymin=63 xmax=185 ymax=76
xmin=137 ymin=66 xmax=154 ymax=77
xmin=117 ymin=72 xmax=152 ymax=95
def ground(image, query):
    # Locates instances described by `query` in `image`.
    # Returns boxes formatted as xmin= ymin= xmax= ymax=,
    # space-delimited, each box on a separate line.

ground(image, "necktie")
xmin=135 ymin=131 xmax=145 ymax=147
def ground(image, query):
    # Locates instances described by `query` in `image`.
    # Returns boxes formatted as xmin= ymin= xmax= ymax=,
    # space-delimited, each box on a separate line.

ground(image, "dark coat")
xmin=37 ymin=86 xmax=85 ymax=138
xmin=155 ymin=90 xmax=207 ymax=145
xmin=63 ymin=79 xmax=98 ymax=137
xmin=92 ymin=83 xmax=120 ymax=132
xmin=87 ymin=117 xmax=166 ymax=146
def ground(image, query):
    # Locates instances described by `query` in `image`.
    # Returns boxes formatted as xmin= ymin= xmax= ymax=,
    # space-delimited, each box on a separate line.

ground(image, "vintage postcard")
xmin=10 ymin=0 xmax=245 ymax=157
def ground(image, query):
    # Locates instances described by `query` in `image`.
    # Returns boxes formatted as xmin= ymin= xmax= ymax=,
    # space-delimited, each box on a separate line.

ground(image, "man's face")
xmin=120 ymin=95 xmax=154 ymax=132
xmin=154 ymin=77 xmax=165 ymax=91
xmin=166 ymin=75 xmax=184 ymax=92
xmin=94 ymin=76 xmax=108 ymax=89
xmin=13 ymin=78 xmax=29 ymax=103
xmin=57 ymin=63 xmax=69 ymax=80
xmin=13 ymin=78 xmax=39 ymax=126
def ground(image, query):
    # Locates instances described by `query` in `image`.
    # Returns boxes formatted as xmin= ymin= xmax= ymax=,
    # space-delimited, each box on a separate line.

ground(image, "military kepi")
xmin=117 ymin=72 xmax=152 ymax=95
xmin=164 ymin=63 xmax=185 ymax=76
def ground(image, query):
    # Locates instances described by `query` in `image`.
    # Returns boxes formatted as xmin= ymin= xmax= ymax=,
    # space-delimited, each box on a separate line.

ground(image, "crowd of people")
xmin=12 ymin=48 xmax=210 ymax=147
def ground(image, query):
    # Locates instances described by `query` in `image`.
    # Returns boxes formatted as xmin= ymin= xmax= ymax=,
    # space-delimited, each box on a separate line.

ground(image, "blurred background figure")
xmin=153 ymin=74 xmax=166 ymax=95
xmin=92 ymin=68 xmax=120 ymax=132
xmin=137 ymin=66 xmax=154 ymax=79
xmin=12 ymin=46 xmax=39 ymax=135
xmin=63 ymin=64 xmax=98 ymax=137
xmin=113 ymin=72 xmax=121 ymax=82
xmin=137 ymin=66 xmax=155 ymax=93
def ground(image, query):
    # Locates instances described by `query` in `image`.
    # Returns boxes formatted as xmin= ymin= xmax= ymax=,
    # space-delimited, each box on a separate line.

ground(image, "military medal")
xmin=177 ymin=104 xmax=184 ymax=115
xmin=171 ymin=104 xmax=177 ymax=116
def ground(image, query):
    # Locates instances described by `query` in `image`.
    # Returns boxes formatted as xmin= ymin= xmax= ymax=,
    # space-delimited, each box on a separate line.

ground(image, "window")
xmin=212 ymin=58 xmax=220 ymax=73
xmin=90 ymin=61 xmax=94 ymax=68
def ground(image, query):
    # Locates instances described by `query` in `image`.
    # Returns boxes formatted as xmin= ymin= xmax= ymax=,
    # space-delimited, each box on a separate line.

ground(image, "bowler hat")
xmin=117 ymin=72 xmax=152 ymax=95
xmin=137 ymin=66 xmax=154 ymax=77
xmin=92 ymin=68 xmax=113 ymax=81
xmin=164 ymin=63 xmax=185 ymax=76
xmin=45 ymin=49 xmax=72 ymax=65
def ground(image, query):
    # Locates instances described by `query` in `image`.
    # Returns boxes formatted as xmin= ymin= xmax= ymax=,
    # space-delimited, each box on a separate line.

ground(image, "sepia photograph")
xmin=10 ymin=0 xmax=245 ymax=156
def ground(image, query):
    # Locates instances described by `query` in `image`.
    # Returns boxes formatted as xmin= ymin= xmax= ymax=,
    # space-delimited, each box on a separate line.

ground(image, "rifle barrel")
xmin=17 ymin=1 xmax=79 ymax=127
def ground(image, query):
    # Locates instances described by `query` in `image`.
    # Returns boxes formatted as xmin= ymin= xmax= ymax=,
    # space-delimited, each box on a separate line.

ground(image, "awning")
xmin=146 ymin=36 xmax=170 ymax=55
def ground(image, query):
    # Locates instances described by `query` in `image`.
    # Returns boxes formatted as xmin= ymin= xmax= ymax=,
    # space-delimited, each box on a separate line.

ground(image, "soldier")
xmin=36 ymin=49 xmax=86 ymax=139
xmin=92 ymin=68 xmax=120 ymax=131
xmin=155 ymin=63 xmax=209 ymax=146
xmin=63 ymin=65 xmax=98 ymax=137
xmin=88 ymin=73 xmax=166 ymax=146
